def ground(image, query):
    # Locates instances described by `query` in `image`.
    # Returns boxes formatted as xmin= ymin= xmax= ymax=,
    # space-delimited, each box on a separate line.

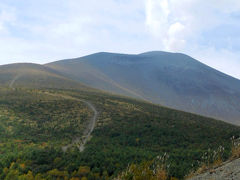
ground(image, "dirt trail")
xmin=9 ymin=74 xmax=21 ymax=88
xmin=189 ymin=158 xmax=240 ymax=180
xmin=43 ymin=92 xmax=98 ymax=152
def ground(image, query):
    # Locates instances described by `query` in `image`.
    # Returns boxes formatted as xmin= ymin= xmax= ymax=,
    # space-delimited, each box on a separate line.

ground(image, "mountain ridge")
xmin=46 ymin=51 xmax=240 ymax=125
xmin=0 ymin=51 xmax=239 ymax=124
xmin=0 ymin=51 xmax=240 ymax=179
xmin=0 ymin=62 xmax=90 ymax=90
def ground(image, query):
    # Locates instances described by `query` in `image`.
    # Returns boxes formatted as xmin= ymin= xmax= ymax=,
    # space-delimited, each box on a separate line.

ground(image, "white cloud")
xmin=145 ymin=0 xmax=240 ymax=78
xmin=145 ymin=0 xmax=191 ymax=51
xmin=0 ymin=0 xmax=239 ymax=78
xmin=145 ymin=0 xmax=169 ymax=38
xmin=0 ymin=4 xmax=16 ymax=33
xmin=145 ymin=0 xmax=240 ymax=51
xmin=165 ymin=22 xmax=186 ymax=51
xmin=0 ymin=0 xmax=148 ymax=64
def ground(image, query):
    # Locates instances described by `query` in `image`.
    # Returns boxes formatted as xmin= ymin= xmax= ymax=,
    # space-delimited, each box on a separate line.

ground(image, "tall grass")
xmin=231 ymin=136 xmax=240 ymax=159
xmin=186 ymin=135 xmax=240 ymax=179
xmin=115 ymin=153 xmax=171 ymax=180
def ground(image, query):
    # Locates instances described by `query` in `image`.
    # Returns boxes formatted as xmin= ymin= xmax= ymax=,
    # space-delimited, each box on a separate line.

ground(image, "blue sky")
xmin=0 ymin=0 xmax=240 ymax=79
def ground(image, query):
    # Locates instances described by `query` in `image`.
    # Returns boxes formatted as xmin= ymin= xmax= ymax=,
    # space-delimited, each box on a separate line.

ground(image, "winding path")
xmin=43 ymin=92 xmax=98 ymax=152
xmin=9 ymin=74 xmax=98 ymax=152
xmin=76 ymin=100 xmax=98 ymax=152
xmin=9 ymin=74 xmax=21 ymax=88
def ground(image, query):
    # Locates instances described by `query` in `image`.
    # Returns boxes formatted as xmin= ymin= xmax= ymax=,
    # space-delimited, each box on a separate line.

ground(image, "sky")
xmin=0 ymin=0 xmax=240 ymax=79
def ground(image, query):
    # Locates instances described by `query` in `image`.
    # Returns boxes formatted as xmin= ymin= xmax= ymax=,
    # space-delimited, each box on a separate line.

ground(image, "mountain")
xmin=0 ymin=53 xmax=239 ymax=179
xmin=47 ymin=51 xmax=240 ymax=125
xmin=0 ymin=63 xmax=89 ymax=90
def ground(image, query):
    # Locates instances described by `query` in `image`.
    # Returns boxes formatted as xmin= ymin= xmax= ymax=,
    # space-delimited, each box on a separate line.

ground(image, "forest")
xmin=0 ymin=87 xmax=239 ymax=179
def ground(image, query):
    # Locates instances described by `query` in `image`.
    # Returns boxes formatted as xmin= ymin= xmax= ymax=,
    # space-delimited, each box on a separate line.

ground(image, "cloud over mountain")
xmin=0 ymin=0 xmax=239 ymax=78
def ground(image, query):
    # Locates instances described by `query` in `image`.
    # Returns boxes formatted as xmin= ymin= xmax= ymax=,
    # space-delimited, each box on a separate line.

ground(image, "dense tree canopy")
xmin=0 ymin=88 xmax=239 ymax=179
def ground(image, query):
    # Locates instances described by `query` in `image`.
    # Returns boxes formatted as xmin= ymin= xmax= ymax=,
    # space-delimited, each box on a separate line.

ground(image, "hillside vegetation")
xmin=0 ymin=63 xmax=88 ymax=90
xmin=1 ymin=51 xmax=240 ymax=125
xmin=0 ymin=87 xmax=239 ymax=179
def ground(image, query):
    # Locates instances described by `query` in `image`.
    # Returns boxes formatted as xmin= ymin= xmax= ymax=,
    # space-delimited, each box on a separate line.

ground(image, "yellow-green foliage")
xmin=0 ymin=87 xmax=239 ymax=179
xmin=116 ymin=159 xmax=169 ymax=180
xmin=0 ymin=88 xmax=92 ymax=146
xmin=231 ymin=136 xmax=240 ymax=159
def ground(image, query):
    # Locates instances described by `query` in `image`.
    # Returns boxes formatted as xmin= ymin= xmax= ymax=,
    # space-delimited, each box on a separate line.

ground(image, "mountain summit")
xmin=46 ymin=51 xmax=240 ymax=125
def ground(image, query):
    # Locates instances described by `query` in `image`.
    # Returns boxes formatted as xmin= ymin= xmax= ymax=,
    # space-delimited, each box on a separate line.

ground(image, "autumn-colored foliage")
xmin=0 ymin=88 xmax=239 ymax=179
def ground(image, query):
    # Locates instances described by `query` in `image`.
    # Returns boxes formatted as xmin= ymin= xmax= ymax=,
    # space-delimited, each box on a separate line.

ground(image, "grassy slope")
xmin=0 ymin=88 xmax=92 ymax=145
xmin=0 ymin=87 xmax=239 ymax=179
xmin=0 ymin=63 xmax=89 ymax=90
